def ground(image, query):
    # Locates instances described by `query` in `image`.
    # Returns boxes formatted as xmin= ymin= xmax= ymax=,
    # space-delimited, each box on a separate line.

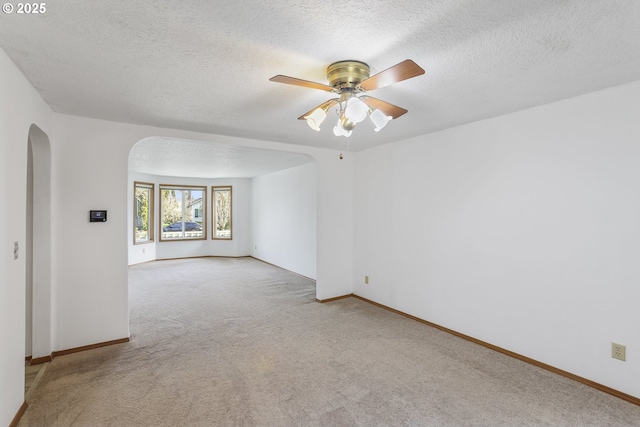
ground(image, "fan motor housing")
xmin=326 ymin=60 xmax=370 ymax=89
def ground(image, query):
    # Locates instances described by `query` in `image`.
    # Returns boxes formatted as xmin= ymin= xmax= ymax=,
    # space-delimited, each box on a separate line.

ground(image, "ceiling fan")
xmin=269 ymin=59 xmax=425 ymax=137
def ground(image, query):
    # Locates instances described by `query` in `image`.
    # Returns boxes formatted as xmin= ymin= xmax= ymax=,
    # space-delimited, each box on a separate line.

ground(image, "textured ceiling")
xmin=129 ymin=138 xmax=312 ymax=178
xmin=2 ymin=0 xmax=640 ymax=156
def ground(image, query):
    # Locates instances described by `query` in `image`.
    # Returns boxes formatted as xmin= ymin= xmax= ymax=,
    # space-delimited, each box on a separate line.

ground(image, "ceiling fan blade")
xmin=269 ymin=75 xmax=334 ymax=92
xmin=359 ymin=59 xmax=425 ymax=91
xmin=297 ymin=99 xmax=339 ymax=120
xmin=360 ymin=96 xmax=408 ymax=119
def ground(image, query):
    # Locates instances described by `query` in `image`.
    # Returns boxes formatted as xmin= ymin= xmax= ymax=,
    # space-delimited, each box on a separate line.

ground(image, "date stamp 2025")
xmin=3 ymin=3 xmax=46 ymax=14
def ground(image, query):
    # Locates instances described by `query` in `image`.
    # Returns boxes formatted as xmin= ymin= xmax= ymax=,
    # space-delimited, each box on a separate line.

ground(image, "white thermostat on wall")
xmin=89 ymin=210 xmax=107 ymax=222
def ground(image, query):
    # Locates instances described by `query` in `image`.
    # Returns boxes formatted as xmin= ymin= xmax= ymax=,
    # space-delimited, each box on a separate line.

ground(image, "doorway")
xmin=25 ymin=124 xmax=52 ymax=381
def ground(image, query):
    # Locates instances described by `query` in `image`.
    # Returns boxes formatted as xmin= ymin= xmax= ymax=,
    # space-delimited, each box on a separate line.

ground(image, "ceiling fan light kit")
xmin=270 ymin=59 xmax=425 ymax=138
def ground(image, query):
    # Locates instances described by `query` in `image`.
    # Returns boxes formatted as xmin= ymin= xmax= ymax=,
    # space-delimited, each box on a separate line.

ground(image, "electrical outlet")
xmin=364 ymin=275 xmax=369 ymax=284
xmin=612 ymin=343 xmax=626 ymax=361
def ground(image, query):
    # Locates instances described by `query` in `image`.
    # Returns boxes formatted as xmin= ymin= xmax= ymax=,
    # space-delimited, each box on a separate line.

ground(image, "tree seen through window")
xmin=212 ymin=186 xmax=232 ymax=239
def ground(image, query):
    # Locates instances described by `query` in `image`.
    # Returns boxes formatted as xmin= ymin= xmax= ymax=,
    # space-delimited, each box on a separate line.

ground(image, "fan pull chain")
xmin=339 ymin=135 xmax=351 ymax=159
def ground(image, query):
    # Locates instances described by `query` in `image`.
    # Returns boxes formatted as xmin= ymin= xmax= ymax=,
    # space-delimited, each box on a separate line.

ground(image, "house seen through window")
xmin=160 ymin=185 xmax=206 ymax=240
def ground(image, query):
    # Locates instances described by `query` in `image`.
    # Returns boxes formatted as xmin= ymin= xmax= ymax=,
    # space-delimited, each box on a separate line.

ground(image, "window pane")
xmin=213 ymin=187 xmax=232 ymax=239
xmin=160 ymin=186 xmax=205 ymax=240
xmin=134 ymin=182 xmax=153 ymax=244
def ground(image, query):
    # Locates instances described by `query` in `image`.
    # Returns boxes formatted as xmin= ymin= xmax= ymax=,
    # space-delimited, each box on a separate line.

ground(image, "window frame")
xmin=133 ymin=181 xmax=154 ymax=245
xmin=211 ymin=186 xmax=232 ymax=240
xmin=159 ymin=184 xmax=207 ymax=242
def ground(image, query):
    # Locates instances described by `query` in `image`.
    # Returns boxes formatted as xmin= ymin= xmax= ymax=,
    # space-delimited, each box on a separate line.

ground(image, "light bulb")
xmin=340 ymin=114 xmax=356 ymax=131
xmin=344 ymin=97 xmax=369 ymax=123
xmin=333 ymin=118 xmax=352 ymax=137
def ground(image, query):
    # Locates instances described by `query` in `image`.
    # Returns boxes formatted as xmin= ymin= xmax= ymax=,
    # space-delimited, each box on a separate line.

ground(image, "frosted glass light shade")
xmin=304 ymin=108 xmax=327 ymax=131
xmin=369 ymin=108 xmax=392 ymax=132
xmin=345 ymin=97 xmax=369 ymax=123
xmin=333 ymin=119 xmax=352 ymax=137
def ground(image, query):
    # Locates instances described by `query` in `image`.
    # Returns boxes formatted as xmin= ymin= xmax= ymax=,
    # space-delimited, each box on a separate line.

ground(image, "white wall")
xmin=53 ymin=117 xmax=132 ymax=351
xmin=0 ymin=48 xmax=53 ymax=427
xmin=26 ymin=140 xmax=34 ymax=357
xmin=353 ymin=80 xmax=640 ymax=398
xmin=252 ymin=163 xmax=317 ymax=279
xmin=315 ymin=154 xmax=354 ymax=299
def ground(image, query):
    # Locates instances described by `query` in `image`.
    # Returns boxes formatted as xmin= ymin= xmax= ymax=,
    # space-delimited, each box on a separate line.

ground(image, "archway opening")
xmin=127 ymin=137 xmax=317 ymax=277
xmin=25 ymin=124 xmax=52 ymax=367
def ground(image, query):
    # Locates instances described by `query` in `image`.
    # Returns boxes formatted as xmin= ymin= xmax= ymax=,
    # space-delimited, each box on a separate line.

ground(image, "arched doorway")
xmin=25 ymin=124 xmax=52 ymax=364
xmin=127 ymin=137 xmax=317 ymax=273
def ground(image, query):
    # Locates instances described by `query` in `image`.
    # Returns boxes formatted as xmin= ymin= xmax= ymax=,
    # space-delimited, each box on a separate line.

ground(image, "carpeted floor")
xmin=19 ymin=257 xmax=640 ymax=426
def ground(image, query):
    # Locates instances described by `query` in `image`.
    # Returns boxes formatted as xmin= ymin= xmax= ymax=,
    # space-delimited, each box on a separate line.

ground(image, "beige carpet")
xmin=19 ymin=257 xmax=640 ymax=426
